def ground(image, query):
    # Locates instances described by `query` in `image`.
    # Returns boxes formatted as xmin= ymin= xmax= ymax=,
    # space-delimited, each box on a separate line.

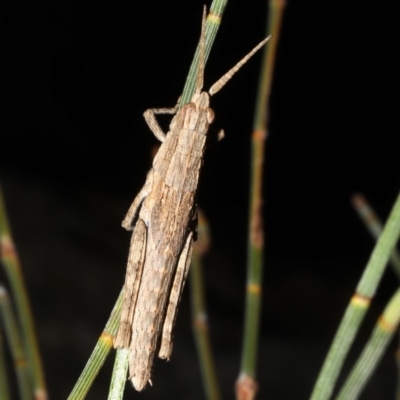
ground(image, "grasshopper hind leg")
xmin=159 ymin=231 xmax=194 ymax=359
xmin=114 ymin=219 xmax=147 ymax=348
xmin=122 ymin=170 xmax=154 ymax=230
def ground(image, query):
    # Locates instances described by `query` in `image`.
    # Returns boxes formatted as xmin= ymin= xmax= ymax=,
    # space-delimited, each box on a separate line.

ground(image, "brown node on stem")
xmin=235 ymin=374 xmax=259 ymax=400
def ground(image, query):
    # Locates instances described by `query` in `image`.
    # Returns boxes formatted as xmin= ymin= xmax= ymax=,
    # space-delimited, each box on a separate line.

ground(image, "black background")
xmin=1 ymin=0 xmax=399 ymax=398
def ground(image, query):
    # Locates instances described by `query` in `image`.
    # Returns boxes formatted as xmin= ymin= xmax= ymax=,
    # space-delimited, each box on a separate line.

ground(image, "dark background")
xmin=1 ymin=0 xmax=399 ymax=398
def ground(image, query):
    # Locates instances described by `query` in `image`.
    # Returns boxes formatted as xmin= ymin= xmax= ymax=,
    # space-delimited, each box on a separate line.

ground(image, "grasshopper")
xmin=113 ymin=8 xmax=270 ymax=391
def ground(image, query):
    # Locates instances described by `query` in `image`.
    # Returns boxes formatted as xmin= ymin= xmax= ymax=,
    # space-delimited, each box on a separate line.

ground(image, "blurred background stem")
xmin=191 ymin=210 xmax=220 ymax=400
xmin=0 ymin=286 xmax=32 ymax=400
xmin=0 ymin=184 xmax=47 ymax=400
xmin=236 ymin=0 xmax=286 ymax=398
xmin=351 ymin=193 xmax=400 ymax=278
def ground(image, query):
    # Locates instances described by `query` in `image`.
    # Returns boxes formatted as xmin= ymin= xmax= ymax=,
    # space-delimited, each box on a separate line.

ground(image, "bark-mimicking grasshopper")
xmin=113 ymin=8 xmax=270 ymax=391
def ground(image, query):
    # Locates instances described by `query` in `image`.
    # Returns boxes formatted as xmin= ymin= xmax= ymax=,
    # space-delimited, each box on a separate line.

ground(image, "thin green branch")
xmin=351 ymin=193 xmax=400 ymax=399
xmin=0 ymin=286 xmax=33 ymax=400
xmin=0 ymin=184 xmax=47 ymax=400
xmin=397 ymin=331 xmax=400 ymax=400
xmin=0 ymin=327 xmax=11 ymax=400
xmin=67 ymin=291 xmax=123 ymax=400
xmin=310 ymin=192 xmax=400 ymax=400
xmin=351 ymin=193 xmax=400 ymax=278
xmin=335 ymin=287 xmax=400 ymax=400
xmin=191 ymin=210 xmax=220 ymax=400
xmin=237 ymin=0 xmax=285 ymax=398
xmin=108 ymin=349 xmax=129 ymax=400
xmin=252 ymin=0 xmax=286 ymax=132
xmin=179 ymin=0 xmax=229 ymax=107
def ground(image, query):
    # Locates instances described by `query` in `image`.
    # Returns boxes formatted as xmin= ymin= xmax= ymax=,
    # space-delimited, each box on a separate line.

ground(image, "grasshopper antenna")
xmin=209 ymin=35 xmax=272 ymax=96
xmin=195 ymin=6 xmax=207 ymax=93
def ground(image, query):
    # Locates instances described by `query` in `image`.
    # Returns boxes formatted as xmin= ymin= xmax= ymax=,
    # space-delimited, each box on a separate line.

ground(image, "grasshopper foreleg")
xmin=143 ymin=104 xmax=179 ymax=142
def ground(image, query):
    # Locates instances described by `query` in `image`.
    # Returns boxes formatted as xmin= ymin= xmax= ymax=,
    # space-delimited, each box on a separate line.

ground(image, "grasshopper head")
xmin=192 ymin=91 xmax=209 ymax=108
xmin=186 ymin=91 xmax=215 ymax=132
xmin=191 ymin=90 xmax=214 ymax=123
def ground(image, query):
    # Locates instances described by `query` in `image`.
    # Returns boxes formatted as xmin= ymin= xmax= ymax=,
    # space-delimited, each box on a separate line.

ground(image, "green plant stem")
xmin=190 ymin=210 xmax=220 ymax=400
xmin=397 ymin=330 xmax=400 ymax=400
xmin=191 ymin=253 xmax=220 ymax=400
xmin=67 ymin=291 xmax=123 ymax=400
xmin=0 ymin=185 xmax=47 ymax=400
xmin=237 ymin=0 xmax=285 ymax=398
xmin=352 ymin=193 xmax=400 ymax=278
xmin=310 ymin=192 xmax=400 ymax=400
xmin=0 ymin=327 xmax=11 ymax=400
xmin=108 ymin=348 xmax=129 ymax=400
xmin=0 ymin=286 xmax=33 ymax=400
xmin=179 ymin=0 xmax=228 ymax=107
xmin=351 ymin=193 xmax=400 ymax=399
xmin=335 ymin=287 xmax=400 ymax=400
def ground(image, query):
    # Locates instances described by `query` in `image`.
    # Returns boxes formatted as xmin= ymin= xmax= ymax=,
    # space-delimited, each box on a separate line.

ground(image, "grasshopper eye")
xmin=207 ymin=108 xmax=215 ymax=123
